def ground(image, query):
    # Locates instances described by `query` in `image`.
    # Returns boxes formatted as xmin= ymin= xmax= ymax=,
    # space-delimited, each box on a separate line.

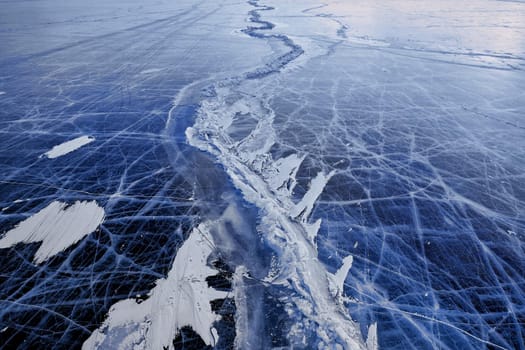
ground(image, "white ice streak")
xmin=182 ymin=2 xmax=371 ymax=346
xmin=187 ymin=89 xmax=366 ymax=348
xmin=0 ymin=91 xmax=5 ymax=95
xmin=42 ymin=135 xmax=95 ymax=159
xmin=0 ymin=200 xmax=105 ymax=264
xmin=82 ymin=224 xmax=227 ymax=350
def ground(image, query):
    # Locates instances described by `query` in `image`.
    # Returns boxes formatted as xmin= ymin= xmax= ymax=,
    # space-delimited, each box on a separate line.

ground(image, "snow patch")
xmin=42 ymin=135 xmax=95 ymax=159
xmin=140 ymin=68 xmax=164 ymax=74
xmin=82 ymin=224 xmax=227 ymax=350
xmin=0 ymin=200 xmax=105 ymax=264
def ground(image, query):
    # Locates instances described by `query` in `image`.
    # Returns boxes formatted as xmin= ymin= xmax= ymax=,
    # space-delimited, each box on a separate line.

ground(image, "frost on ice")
xmin=0 ymin=200 xmax=105 ymax=264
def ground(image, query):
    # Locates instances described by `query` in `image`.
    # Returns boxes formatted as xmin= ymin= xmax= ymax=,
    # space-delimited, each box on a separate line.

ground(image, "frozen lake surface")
xmin=0 ymin=0 xmax=524 ymax=349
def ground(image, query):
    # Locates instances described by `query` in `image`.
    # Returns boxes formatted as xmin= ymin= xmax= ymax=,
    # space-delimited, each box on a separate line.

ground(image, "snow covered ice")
xmin=0 ymin=0 xmax=524 ymax=349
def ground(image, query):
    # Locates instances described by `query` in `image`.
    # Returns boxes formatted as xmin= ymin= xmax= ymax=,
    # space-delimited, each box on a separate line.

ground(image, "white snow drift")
xmin=0 ymin=200 xmax=105 ymax=264
xmin=42 ymin=135 xmax=95 ymax=159
xmin=82 ymin=224 xmax=227 ymax=350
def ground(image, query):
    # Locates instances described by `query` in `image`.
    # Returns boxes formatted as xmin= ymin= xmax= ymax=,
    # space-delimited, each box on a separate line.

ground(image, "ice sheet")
xmin=1 ymin=0 xmax=524 ymax=348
